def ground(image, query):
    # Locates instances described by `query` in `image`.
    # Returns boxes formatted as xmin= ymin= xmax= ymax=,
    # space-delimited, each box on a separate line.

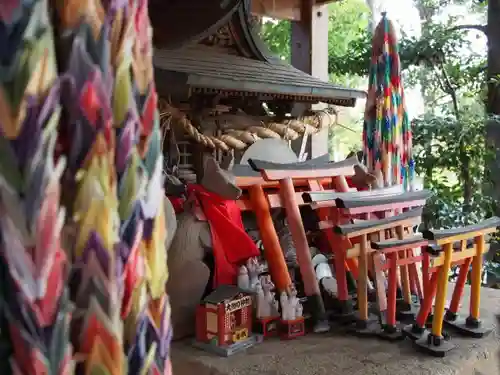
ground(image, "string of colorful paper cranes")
xmin=0 ymin=0 xmax=172 ymax=374
xmin=363 ymin=13 xmax=415 ymax=190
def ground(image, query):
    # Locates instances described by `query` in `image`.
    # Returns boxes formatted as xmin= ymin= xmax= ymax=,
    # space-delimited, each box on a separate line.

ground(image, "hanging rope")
xmin=158 ymin=99 xmax=338 ymax=151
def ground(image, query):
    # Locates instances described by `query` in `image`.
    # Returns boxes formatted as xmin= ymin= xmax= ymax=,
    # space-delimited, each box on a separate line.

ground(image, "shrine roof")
xmin=151 ymin=0 xmax=365 ymax=107
xmin=202 ymin=285 xmax=251 ymax=304
xmin=154 ymin=45 xmax=364 ymax=106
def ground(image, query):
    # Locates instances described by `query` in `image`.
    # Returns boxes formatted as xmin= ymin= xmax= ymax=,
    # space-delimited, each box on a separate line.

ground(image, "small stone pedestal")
xmin=414 ymin=331 xmax=455 ymax=358
xmin=444 ymin=312 xmax=493 ymax=339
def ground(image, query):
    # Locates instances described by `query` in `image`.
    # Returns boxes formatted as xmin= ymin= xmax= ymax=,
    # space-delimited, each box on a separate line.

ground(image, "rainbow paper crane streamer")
xmin=0 ymin=1 xmax=74 ymax=374
xmin=51 ymin=0 xmax=172 ymax=373
xmin=0 ymin=0 xmax=172 ymax=373
xmin=363 ymin=14 xmax=414 ymax=190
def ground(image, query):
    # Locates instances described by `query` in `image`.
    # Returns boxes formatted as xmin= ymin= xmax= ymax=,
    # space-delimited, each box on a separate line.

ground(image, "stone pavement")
xmin=171 ymin=285 xmax=500 ymax=375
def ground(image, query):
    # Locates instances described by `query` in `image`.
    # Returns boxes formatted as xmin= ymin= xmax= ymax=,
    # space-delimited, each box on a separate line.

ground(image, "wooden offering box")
xmin=280 ymin=317 xmax=305 ymax=340
xmin=254 ymin=316 xmax=280 ymax=338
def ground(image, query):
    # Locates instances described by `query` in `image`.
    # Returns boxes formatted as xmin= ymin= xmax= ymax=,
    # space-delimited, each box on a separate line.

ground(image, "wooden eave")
xmin=202 ymin=285 xmax=250 ymax=304
xmin=154 ymin=46 xmax=364 ymax=106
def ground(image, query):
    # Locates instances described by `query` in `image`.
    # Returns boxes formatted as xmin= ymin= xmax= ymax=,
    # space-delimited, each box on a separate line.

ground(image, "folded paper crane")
xmin=0 ymin=0 xmax=172 ymax=374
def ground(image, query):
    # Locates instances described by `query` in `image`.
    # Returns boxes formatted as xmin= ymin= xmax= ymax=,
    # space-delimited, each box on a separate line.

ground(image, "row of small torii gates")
xmin=233 ymin=155 xmax=498 ymax=357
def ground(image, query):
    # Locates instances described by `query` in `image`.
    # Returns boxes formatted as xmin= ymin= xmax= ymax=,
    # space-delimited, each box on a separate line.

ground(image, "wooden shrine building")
xmin=148 ymin=0 xmax=365 ymax=179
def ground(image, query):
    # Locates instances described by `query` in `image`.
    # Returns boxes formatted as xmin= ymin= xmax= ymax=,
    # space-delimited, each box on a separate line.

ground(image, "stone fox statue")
xmin=346 ymin=150 xmax=381 ymax=189
xmin=166 ymin=153 xmax=245 ymax=340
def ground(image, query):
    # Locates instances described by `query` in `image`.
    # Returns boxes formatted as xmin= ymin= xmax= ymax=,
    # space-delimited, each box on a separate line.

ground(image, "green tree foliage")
xmin=260 ymin=0 xmax=371 ymax=66
xmin=327 ymin=0 xmax=371 ymax=80
xmin=410 ymin=0 xmax=500 ymax=283
xmin=260 ymin=0 xmax=371 ymax=155
xmin=262 ymin=0 xmax=490 ymax=223
xmin=393 ymin=3 xmax=492 ymax=237
xmin=413 ymin=110 xmax=493 ymax=228
xmin=260 ymin=19 xmax=291 ymax=62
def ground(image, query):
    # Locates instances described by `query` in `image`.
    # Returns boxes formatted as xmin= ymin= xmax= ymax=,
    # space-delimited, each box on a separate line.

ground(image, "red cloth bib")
xmin=187 ymin=184 xmax=260 ymax=287
xmin=167 ymin=196 xmax=185 ymax=214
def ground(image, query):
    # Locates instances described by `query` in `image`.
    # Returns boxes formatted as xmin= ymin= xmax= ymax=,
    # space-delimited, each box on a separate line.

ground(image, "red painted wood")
xmin=307 ymin=178 xmax=351 ymax=302
xmin=263 ymin=166 xmax=355 ymax=181
xmin=341 ymin=199 xmax=427 ymax=215
xmin=408 ymin=249 xmax=424 ymax=301
xmin=387 ymin=252 xmax=398 ymax=326
xmin=415 ymin=271 xmax=439 ymax=327
xmin=236 ymin=177 xmax=332 ymax=189
xmin=422 ymin=252 xmax=430 ymax=299
xmin=375 ymin=240 xmax=428 ymax=254
xmin=248 ymin=184 xmax=292 ymax=292
xmin=280 ymin=177 xmax=320 ymax=296
xmin=380 ymin=255 xmax=423 ymax=271
xmin=448 ymin=257 xmax=472 ymax=314
xmin=218 ymin=304 xmax=225 ymax=345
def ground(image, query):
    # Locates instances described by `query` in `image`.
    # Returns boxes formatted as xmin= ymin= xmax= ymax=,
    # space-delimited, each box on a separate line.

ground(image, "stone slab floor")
xmin=171 ymin=285 xmax=500 ymax=375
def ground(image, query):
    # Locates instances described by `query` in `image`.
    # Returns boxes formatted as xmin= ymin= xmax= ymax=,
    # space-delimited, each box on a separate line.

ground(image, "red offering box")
xmin=254 ymin=316 xmax=280 ymax=338
xmin=279 ymin=317 xmax=305 ymax=340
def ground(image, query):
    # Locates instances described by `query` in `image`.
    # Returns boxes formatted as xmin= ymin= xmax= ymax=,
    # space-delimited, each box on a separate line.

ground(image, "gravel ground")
xmin=171 ymin=285 xmax=500 ymax=375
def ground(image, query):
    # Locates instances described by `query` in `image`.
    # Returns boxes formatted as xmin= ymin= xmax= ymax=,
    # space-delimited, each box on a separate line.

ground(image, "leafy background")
xmin=259 ymin=0 xmax=500 ymax=287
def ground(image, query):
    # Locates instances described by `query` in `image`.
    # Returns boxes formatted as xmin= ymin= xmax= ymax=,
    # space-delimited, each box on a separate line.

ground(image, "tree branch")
xmin=449 ymin=24 xmax=488 ymax=35
xmin=424 ymin=57 xmax=449 ymax=98
xmin=438 ymin=59 xmax=460 ymax=117
xmin=428 ymin=93 xmax=452 ymax=107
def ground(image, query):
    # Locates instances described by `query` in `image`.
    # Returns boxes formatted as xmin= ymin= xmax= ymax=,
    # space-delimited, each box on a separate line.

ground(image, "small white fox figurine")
xmin=295 ymin=302 xmax=303 ymax=318
xmin=247 ymin=257 xmax=260 ymax=290
xmin=257 ymin=275 xmax=278 ymax=318
xmin=280 ymin=291 xmax=292 ymax=320
xmin=237 ymin=265 xmax=250 ymax=290
xmin=256 ymin=282 xmax=270 ymax=318
xmin=280 ymin=287 xmax=303 ymax=321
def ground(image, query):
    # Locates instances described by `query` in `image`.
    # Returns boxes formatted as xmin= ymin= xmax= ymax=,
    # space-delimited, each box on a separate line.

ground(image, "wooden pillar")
xmin=290 ymin=0 xmax=313 ymax=77
xmin=290 ymin=2 xmax=330 ymax=159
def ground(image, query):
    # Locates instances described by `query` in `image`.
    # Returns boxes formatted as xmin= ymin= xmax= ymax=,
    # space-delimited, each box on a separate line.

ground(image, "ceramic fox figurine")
xmin=279 ymin=287 xmax=303 ymax=321
xmin=247 ymin=257 xmax=260 ymax=290
xmin=272 ymin=299 xmax=280 ymax=317
xmin=237 ymin=265 xmax=250 ymax=290
xmin=280 ymin=291 xmax=291 ymax=320
xmin=295 ymin=302 xmax=303 ymax=318
xmin=256 ymin=282 xmax=271 ymax=318
xmin=259 ymin=275 xmax=278 ymax=317
xmin=288 ymin=291 xmax=299 ymax=321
